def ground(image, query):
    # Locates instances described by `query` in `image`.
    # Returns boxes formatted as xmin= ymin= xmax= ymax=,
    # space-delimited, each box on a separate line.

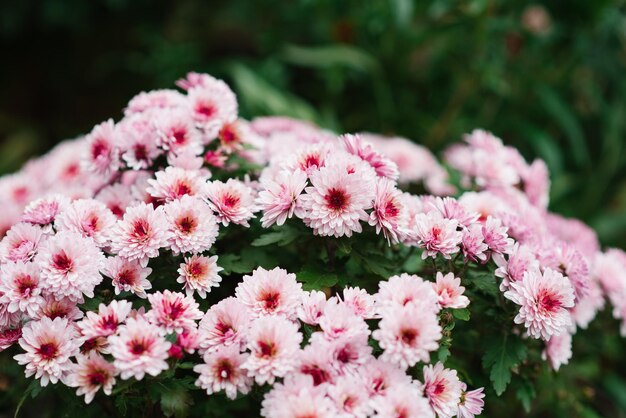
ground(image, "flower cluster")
xmin=0 ymin=72 xmax=622 ymax=417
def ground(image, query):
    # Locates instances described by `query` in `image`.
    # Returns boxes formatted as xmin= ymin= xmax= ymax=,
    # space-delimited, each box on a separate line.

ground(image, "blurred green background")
xmin=1 ymin=1 xmax=626 ymax=416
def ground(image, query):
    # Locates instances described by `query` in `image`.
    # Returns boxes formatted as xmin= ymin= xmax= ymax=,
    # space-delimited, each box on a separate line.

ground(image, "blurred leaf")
xmin=483 ymin=334 xmax=528 ymax=396
xmin=160 ymin=380 xmax=193 ymax=418
xmin=297 ymin=268 xmax=338 ymax=291
xmin=281 ymin=44 xmax=381 ymax=74
xmin=218 ymin=253 xmax=255 ymax=275
xmin=251 ymin=227 xmax=300 ymax=247
xmin=452 ymin=308 xmax=470 ymax=321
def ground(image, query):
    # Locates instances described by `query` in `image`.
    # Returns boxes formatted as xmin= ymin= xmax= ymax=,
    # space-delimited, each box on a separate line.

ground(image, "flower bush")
xmin=0 ymin=72 xmax=625 ymax=417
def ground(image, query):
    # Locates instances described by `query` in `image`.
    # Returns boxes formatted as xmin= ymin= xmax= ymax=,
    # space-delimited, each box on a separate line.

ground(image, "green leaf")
xmin=297 ymin=269 xmax=338 ymax=291
xmin=452 ymin=308 xmax=470 ymax=321
xmin=160 ymin=380 xmax=193 ymax=418
xmin=251 ymin=228 xmax=300 ymax=247
xmin=482 ymin=335 xmax=527 ymax=396
xmin=437 ymin=345 xmax=451 ymax=363
xmin=15 ymin=380 xmax=42 ymax=418
xmin=467 ymin=271 xmax=498 ymax=297
xmin=516 ymin=379 xmax=536 ymax=413
xmin=218 ymin=254 xmax=255 ymax=275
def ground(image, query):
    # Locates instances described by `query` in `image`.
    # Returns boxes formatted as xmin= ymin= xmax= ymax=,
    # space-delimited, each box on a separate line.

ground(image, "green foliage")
xmin=482 ymin=334 xmax=528 ymax=396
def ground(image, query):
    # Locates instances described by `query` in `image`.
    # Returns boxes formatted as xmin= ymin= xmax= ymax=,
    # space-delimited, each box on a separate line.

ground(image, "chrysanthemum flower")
xmin=117 ymin=113 xmax=162 ymax=170
xmin=163 ymin=195 xmax=219 ymax=254
xmin=368 ymin=178 xmax=408 ymax=244
xmin=296 ymin=343 xmax=336 ymax=386
xmin=375 ymin=273 xmax=440 ymax=312
xmin=0 ymin=222 xmax=45 ymax=264
xmin=494 ymin=243 xmax=539 ymax=291
xmin=359 ymin=358 xmax=412 ymax=399
xmin=34 ymin=295 xmax=83 ymax=322
xmin=21 ymin=195 xmax=70 ymax=232
xmin=235 ymin=267 xmax=303 ymax=319
xmin=482 ymin=216 xmax=513 ymax=254
xmin=101 ymin=256 xmax=153 ymax=298
xmin=82 ymin=119 xmax=121 ymax=177
xmin=341 ymin=134 xmax=399 ymax=180
xmin=504 ymin=267 xmax=575 ymax=340
xmin=461 ymin=224 xmax=489 ymax=262
xmin=372 ymin=382 xmax=435 ymax=418
xmin=422 ymin=362 xmax=464 ymax=418
xmin=326 ymin=333 xmax=373 ymax=375
xmin=108 ymin=317 xmax=170 ymax=380
xmin=55 ymin=199 xmax=117 ymax=247
xmin=108 ymin=203 xmax=171 ymax=265
xmin=198 ymin=297 xmax=250 ymax=353
xmin=78 ymin=300 xmax=133 ymax=339
xmin=146 ymin=290 xmax=203 ymax=335
xmin=68 ymin=353 xmax=118 ymax=404
xmin=187 ymin=81 xmax=238 ymax=139
xmin=125 ymin=89 xmax=186 ymax=116
xmin=95 ymin=184 xmax=134 ymax=219
xmin=0 ymin=261 xmax=44 ymax=317
xmin=261 ymin=374 xmax=334 ymax=418
xmin=256 ymin=169 xmax=308 ymax=228
xmin=146 ymin=167 xmax=208 ymax=203
xmin=413 ymin=211 xmax=462 ymax=259
xmin=0 ymin=326 xmax=22 ymax=352
xmin=153 ymin=109 xmax=203 ymax=156
xmin=373 ymin=303 xmax=442 ymax=369
xmin=327 ymin=375 xmax=373 ymax=418
xmin=457 ymin=383 xmax=485 ymax=418
xmin=339 ymin=287 xmax=377 ymax=319
xmin=36 ymin=231 xmax=104 ymax=302
xmin=297 ymin=290 xmax=328 ymax=325
xmin=205 ymin=179 xmax=256 ymax=227
xmin=177 ymin=254 xmax=222 ymax=299
xmin=242 ymin=316 xmax=302 ymax=385
xmin=283 ymin=143 xmax=331 ymax=176
xmin=428 ymin=197 xmax=479 ymax=228
xmin=14 ymin=317 xmax=81 ymax=386
xmin=542 ymin=332 xmax=572 ymax=371
xmin=433 ymin=272 xmax=470 ymax=309
xmin=194 ymin=345 xmax=253 ymax=400
xmin=318 ymin=302 xmax=370 ymax=341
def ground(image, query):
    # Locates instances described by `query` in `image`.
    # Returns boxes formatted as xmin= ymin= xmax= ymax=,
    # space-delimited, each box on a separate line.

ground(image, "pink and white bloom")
xmin=82 ymin=119 xmax=120 ymax=177
xmin=95 ymin=184 xmax=134 ymax=219
xmin=177 ymin=254 xmax=222 ymax=298
xmin=68 ymin=353 xmax=118 ymax=404
xmin=256 ymin=169 xmax=308 ymax=228
xmin=146 ymin=167 xmax=208 ymax=203
xmin=376 ymin=273 xmax=440 ymax=312
xmin=413 ymin=211 xmax=462 ymax=259
xmin=0 ymin=222 xmax=45 ymax=263
xmin=36 ymin=231 xmax=104 ymax=302
xmin=542 ymin=332 xmax=573 ymax=371
xmin=340 ymin=287 xmax=377 ymax=319
xmin=153 ymin=109 xmax=203 ymax=156
xmin=318 ymin=302 xmax=370 ymax=341
xmin=341 ymin=134 xmax=399 ymax=180
xmin=198 ymin=297 xmax=250 ymax=353
xmin=243 ymin=316 xmax=302 ymax=385
xmin=0 ymin=261 xmax=44 ymax=317
xmin=125 ymin=89 xmax=186 ymax=116
xmin=34 ymin=295 xmax=83 ymax=322
xmin=297 ymin=290 xmax=328 ymax=325
xmin=0 ymin=326 xmax=22 ymax=352
xmin=194 ymin=345 xmax=253 ymax=400
xmin=108 ymin=203 xmax=171 ymax=265
xmin=22 ymin=195 xmax=69 ymax=231
xmin=108 ymin=317 xmax=171 ymax=380
xmin=102 ymin=256 xmax=153 ymax=298
xmin=494 ymin=243 xmax=539 ymax=290
xmin=164 ymin=195 xmax=219 ymax=254
xmin=429 ymin=197 xmax=479 ymax=228
xmin=433 ymin=272 xmax=470 ymax=309
xmin=372 ymin=382 xmax=435 ymax=418
xmin=235 ymin=267 xmax=303 ymax=319
xmin=14 ymin=317 xmax=81 ymax=386
xmin=78 ymin=300 xmax=133 ymax=339
xmin=205 ymin=179 xmax=256 ymax=227
xmin=187 ymin=81 xmax=238 ymax=139
xmin=55 ymin=199 xmax=117 ymax=247
xmin=423 ymin=362 xmax=464 ymax=418
xmin=327 ymin=375 xmax=373 ymax=418
xmin=261 ymin=375 xmax=334 ymax=418
xmin=461 ymin=224 xmax=489 ymax=262
xmin=504 ymin=268 xmax=575 ymax=340
xmin=368 ymin=178 xmax=408 ymax=244
xmin=146 ymin=290 xmax=203 ymax=334
xmin=457 ymin=384 xmax=485 ymax=418
xmin=482 ymin=216 xmax=513 ymax=254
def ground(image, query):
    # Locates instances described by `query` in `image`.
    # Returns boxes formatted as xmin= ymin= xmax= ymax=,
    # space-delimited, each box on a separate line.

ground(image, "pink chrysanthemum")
xmin=494 ymin=243 xmax=539 ymax=290
xmin=373 ymin=303 xmax=442 ymax=369
xmin=125 ymin=89 xmax=186 ymax=116
xmin=461 ymin=224 xmax=489 ymax=262
xmin=95 ymin=184 xmax=134 ymax=219
xmin=235 ymin=267 xmax=303 ymax=319
xmin=376 ymin=273 xmax=440 ymax=312
xmin=0 ymin=261 xmax=44 ymax=317
xmin=359 ymin=358 xmax=412 ymax=400
xmin=242 ymin=316 xmax=302 ymax=385
xmin=257 ymin=169 xmax=308 ymax=228
xmin=108 ymin=316 xmax=171 ymax=380
xmin=177 ymin=254 xmax=222 ymax=299
xmin=146 ymin=290 xmax=203 ymax=335
xmin=341 ymin=134 xmax=399 ymax=180
xmin=300 ymin=162 xmax=375 ymax=238
xmin=14 ymin=317 xmax=81 ymax=386
xmin=261 ymin=374 xmax=334 ymax=418
xmin=482 ymin=216 xmax=513 ymax=254
xmin=433 ymin=272 xmax=470 ymax=309
xmin=78 ymin=300 xmax=133 ymax=339
xmin=194 ymin=345 xmax=253 ymax=400
xmin=146 ymin=167 xmax=208 ymax=203
xmin=340 ymin=287 xmax=377 ymax=319
xmin=542 ymin=332 xmax=572 ymax=371
xmin=504 ymin=267 xmax=575 ymax=340
xmin=108 ymin=203 xmax=171 ymax=265
xmin=372 ymin=382 xmax=435 ymax=418
xmin=36 ymin=231 xmax=104 ymax=302
xmin=423 ymin=362 xmax=464 ymax=418
xmin=82 ymin=119 xmax=121 ymax=177
xmin=429 ymin=197 xmax=479 ymax=228
xmin=413 ymin=211 xmax=462 ymax=259
xmin=0 ymin=222 xmax=45 ymax=264
xmin=198 ymin=297 xmax=250 ymax=353
xmin=163 ymin=195 xmax=219 ymax=255
xmin=325 ymin=333 xmax=373 ymax=375
xmin=318 ymin=302 xmax=370 ymax=341
xmin=153 ymin=109 xmax=203 ymax=156
xmin=55 ymin=199 xmax=117 ymax=247
xmin=21 ymin=195 xmax=69 ymax=232
xmin=118 ymin=113 xmax=162 ymax=170
xmin=34 ymin=295 xmax=83 ymax=322
xmin=368 ymin=178 xmax=408 ymax=244
xmin=297 ymin=290 xmax=328 ymax=325
xmin=187 ymin=82 xmax=238 ymax=139
xmin=205 ymin=179 xmax=256 ymax=227
xmin=327 ymin=375 xmax=373 ymax=418
xmin=457 ymin=384 xmax=485 ymax=418
xmin=0 ymin=326 xmax=22 ymax=352
xmin=102 ymin=256 xmax=153 ymax=298
xmin=296 ymin=343 xmax=336 ymax=386
xmin=284 ymin=143 xmax=331 ymax=176
xmin=68 ymin=353 xmax=118 ymax=404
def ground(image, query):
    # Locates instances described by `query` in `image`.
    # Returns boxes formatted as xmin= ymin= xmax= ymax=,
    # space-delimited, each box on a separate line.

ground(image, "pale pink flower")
xmin=34 ymin=295 xmax=83 ymax=322
xmin=102 ymin=256 xmax=152 ymax=298
xmin=542 ymin=332 xmax=572 ymax=371
xmin=55 ymin=199 xmax=117 ymax=247
xmin=413 ymin=211 xmax=462 ymax=259
xmin=434 ymin=272 xmax=470 ymax=309
xmin=243 ymin=316 xmax=303 ymax=385
xmin=571 ymin=279 xmax=604 ymax=329
xmin=108 ymin=203 xmax=171 ymax=265
xmin=376 ymin=273 xmax=440 ymax=312
xmin=198 ymin=297 xmax=250 ymax=353
xmin=22 ymin=195 xmax=70 ymax=231
xmin=177 ymin=254 xmax=222 ymax=298
xmin=146 ymin=167 xmax=208 ymax=203
xmin=188 ymin=81 xmax=238 ymax=139
xmin=372 ymin=382 xmax=435 ymax=418
xmin=68 ymin=353 xmax=118 ymax=404
xmin=296 ymin=343 xmax=336 ymax=386
xmin=14 ymin=317 xmax=81 ymax=386
xmin=423 ymin=362 xmax=464 ymax=418
xmin=235 ymin=267 xmax=303 ymax=319
xmin=539 ymin=243 xmax=590 ymax=301
xmin=297 ymin=290 xmax=328 ymax=325
xmin=523 ymin=159 xmax=550 ymax=208
xmin=461 ymin=224 xmax=489 ymax=262
xmin=95 ymin=184 xmax=134 ymax=219
xmin=359 ymin=358 xmax=413 ymax=399
xmin=118 ymin=113 xmax=161 ymax=170
xmin=300 ymin=162 xmax=375 ymax=237
xmin=108 ymin=316 xmax=171 ymax=380
xmin=494 ymin=243 xmax=539 ymax=290
xmin=327 ymin=375 xmax=373 ymax=418
xmin=318 ymin=302 xmax=370 ymax=341
xmin=205 ymin=179 xmax=256 ymax=227
xmin=340 ymin=287 xmax=377 ymax=319
xmin=504 ymin=268 xmax=575 ymax=340
xmin=457 ymin=384 xmax=485 ymax=418
xmin=0 ymin=326 xmax=22 ymax=352
xmin=146 ymin=290 xmax=203 ymax=334
xmin=194 ymin=345 xmax=253 ymax=400
xmin=368 ymin=177 xmax=408 ymax=244
xmin=125 ymin=89 xmax=186 ymax=115
xmin=82 ymin=119 xmax=121 ymax=177
xmin=261 ymin=374 xmax=334 ymax=418
xmin=217 ymin=119 xmax=262 ymax=153
xmin=326 ymin=333 xmax=373 ymax=375
xmin=176 ymin=72 xmax=219 ymax=91
xmin=482 ymin=216 xmax=513 ymax=254
xmin=283 ymin=143 xmax=331 ymax=176
xmin=36 ymin=231 xmax=104 ymax=302
xmin=0 ymin=222 xmax=45 ymax=263
xmin=163 ymin=195 xmax=219 ymax=254
xmin=341 ymin=134 xmax=399 ymax=180
xmin=257 ymin=169 xmax=308 ymax=227
xmin=429 ymin=197 xmax=479 ymax=228
xmin=78 ymin=300 xmax=133 ymax=339
xmin=153 ymin=109 xmax=203 ymax=156
xmin=373 ymin=303 xmax=442 ymax=369
xmin=0 ymin=261 xmax=44 ymax=317
xmin=546 ymin=213 xmax=599 ymax=258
